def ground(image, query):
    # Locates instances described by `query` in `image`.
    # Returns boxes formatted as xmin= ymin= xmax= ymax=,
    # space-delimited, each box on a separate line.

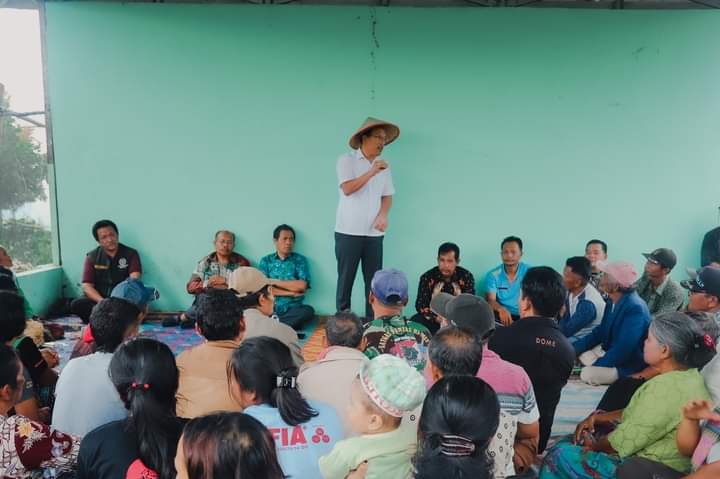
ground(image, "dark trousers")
xmin=617 ymin=457 xmax=683 ymax=479
xmin=409 ymin=312 xmax=441 ymax=335
xmin=70 ymin=297 xmax=96 ymax=324
xmin=596 ymin=376 xmax=646 ymax=412
xmin=335 ymin=232 xmax=383 ymax=319
xmin=494 ymin=310 xmax=520 ymax=325
xmin=278 ymin=304 xmax=315 ymax=329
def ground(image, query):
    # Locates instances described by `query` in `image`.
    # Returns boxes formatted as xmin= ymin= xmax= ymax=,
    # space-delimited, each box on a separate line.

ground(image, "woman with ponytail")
xmin=77 ymin=338 xmax=185 ymax=479
xmin=228 ymin=336 xmax=343 ymax=478
xmin=541 ymin=311 xmax=716 ymax=479
xmin=414 ymin=375 xmax=500 ymax=479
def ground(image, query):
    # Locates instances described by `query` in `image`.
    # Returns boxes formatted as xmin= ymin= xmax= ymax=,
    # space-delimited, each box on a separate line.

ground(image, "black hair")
xmin=586 ymin=239 xmax=608 ymax=254
xmin=501 ymin=236 xmax=523 ymax=251
xmin=0 ymin=344 xmax=20 ymax=390
xmin=89 ymin=297 xmax=141 ymax=353
xmin=110 ymin=338 xmax=182 ymax=479
xmin=0 ymin=269 xmax=17 ymax=292
xmin=236 ymin=285 xmax=272 ymax=311
xmin=228 ymin=336 xmax=317 ymax=427
xmin=182 ymin=412 xmax=285 ymax=479
xmin=0 ymin=291 xmax=27 ymax=342
xmin=565 ymin=256 xmax=592 ymax=283
xmin=194 ymin=289 xmax=244 ymax=341
xmin=521 ymin=266 xmax=566 ymax=318
xmin=437 ymin=242 xmax=460 ymax=261
xmin=273 ymin=224 xmax=296 ymax=241
xmin=92 ymin=219 xmax=118 ymax=241
xmin=415 ymin=376 xmax=500 ymax=479
xmin=325 ymin=312 xmax=363 ymax=348
xmin=429 ymin=326 xmax=483 ymax=377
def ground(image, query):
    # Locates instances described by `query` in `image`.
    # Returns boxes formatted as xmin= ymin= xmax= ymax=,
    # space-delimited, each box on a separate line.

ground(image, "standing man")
xmin=701 ymin=225 xmax=720 ymax=267
xmin=335 ymin=117 xmax=399 ymax=319
xmin=485 ymin=236 xmax=530 ymax=326
xmin=70 ymin=220 xmax=142 ymax=323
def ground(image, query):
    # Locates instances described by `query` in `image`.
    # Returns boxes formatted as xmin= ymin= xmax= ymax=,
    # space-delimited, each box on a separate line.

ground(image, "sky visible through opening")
xmin=1 ymin=7 xmax=50 ymax=228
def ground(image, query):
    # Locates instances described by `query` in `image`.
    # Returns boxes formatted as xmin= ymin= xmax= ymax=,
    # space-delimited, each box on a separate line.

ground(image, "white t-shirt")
xmin=52 ymin=352 xmax=127 ymax=436
xmin=335 ymin=149 xmax=395 ymax=237
xmin=702 ymin=342 xmax=720 ymax=405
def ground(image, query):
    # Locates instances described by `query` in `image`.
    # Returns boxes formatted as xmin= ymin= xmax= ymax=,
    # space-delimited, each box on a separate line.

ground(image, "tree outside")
xmin=0 ymin=88 xmax=52 ymax=271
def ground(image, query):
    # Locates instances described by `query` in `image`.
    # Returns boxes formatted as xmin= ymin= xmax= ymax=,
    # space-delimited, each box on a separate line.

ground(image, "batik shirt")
xmin=0 ymin=415 xmax=80 ymax=478
xmin=191 ymin=252 xmax=250 ymax=285
xmin=414 ymin=266 xmax=475 ymax=321
xmin=258 ymin=252 xmax=311 ymax=315
xmin=362 ymin=315 xmax=431 ymax=372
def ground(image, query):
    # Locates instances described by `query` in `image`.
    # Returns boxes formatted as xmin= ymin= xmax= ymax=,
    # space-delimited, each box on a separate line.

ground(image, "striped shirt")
xmin=477 ymin=347 xmax=540 ymax=425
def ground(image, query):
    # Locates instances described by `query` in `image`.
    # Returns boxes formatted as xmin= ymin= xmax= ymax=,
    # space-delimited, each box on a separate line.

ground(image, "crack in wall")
xmin=369 ymin=7 xmax=380 ymax=103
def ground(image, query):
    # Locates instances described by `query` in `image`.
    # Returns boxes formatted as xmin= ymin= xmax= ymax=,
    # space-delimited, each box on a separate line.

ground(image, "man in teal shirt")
xmin=258 ymin=224 xmax=315 ymax=329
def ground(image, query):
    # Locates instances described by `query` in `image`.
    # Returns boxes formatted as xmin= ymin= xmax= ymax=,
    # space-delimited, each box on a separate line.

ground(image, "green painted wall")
xmin=44 ymin=3 xmax=720 ymax=314
xmin=16 ymin=266 xmax=63 ymax=316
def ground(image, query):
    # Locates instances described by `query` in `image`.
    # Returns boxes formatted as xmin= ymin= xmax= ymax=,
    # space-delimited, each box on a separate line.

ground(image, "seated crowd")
xmin=0 ymin=222 xmax=720 ymax=479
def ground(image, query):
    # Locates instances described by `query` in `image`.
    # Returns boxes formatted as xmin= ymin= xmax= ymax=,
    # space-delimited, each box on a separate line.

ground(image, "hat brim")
xmin=349 ymin=122 xmax=400 ymax=149
xmin=680 ymin=279 xmax=703 ymax=293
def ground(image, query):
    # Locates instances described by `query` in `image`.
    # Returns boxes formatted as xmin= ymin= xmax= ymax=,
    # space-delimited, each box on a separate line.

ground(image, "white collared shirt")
xmin=335 ymin=148 xmax=395 ymax=237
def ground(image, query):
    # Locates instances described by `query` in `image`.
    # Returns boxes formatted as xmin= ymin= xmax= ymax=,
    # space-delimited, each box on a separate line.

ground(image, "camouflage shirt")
xmin=362 ymin=315 xmax=431 ymax=372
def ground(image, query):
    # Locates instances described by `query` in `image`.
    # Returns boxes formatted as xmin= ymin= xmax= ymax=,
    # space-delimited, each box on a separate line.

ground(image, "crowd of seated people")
xmin=1 ymin=219 xmax=720 ymax=479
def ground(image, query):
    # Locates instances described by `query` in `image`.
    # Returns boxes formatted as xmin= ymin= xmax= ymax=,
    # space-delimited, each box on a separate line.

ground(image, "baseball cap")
xmin=598 ymin=261 xmax=638 ymax=289
xmin=433 ymin=293 xmax=495 ymax=340
xmin=110 ymin=278 xmax=159 ymax=308
xmin=228 ymin=267 xmax=270 ymax=297
xmin=642 ymin=248 xmax=677 ymax=270
xmin=682 ymin=267 xmax=720 ymax=299
xmin=430 ymin=292 xmax=454 ymax=317
xmin=370 ymin=269 xmax=408 ymax=306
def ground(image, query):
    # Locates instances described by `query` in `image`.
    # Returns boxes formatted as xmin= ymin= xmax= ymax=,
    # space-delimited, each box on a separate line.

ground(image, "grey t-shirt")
xmin=52 ymin=352 xmax=127 ymax=436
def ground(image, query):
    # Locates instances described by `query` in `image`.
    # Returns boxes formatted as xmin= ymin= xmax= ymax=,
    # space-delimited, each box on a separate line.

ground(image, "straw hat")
xmin=348 ymin=117 xmax=400 ymax=149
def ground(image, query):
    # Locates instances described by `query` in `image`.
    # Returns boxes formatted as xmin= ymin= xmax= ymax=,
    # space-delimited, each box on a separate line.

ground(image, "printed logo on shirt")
xmin=118 ymin=258 xmax=128 ymax=269
xmin=535 ymin=337 xmax=556 ymax=348
xmin=269 ymin=425 xmax=333 ymax=451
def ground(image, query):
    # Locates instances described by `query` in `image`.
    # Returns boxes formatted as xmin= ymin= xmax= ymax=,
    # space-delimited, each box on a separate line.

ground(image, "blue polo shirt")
xmin=484 ymin=262 xmax=530 ymax=316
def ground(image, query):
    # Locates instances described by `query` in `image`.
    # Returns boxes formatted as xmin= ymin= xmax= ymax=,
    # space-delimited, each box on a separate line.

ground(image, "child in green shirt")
xmin=319 ymin=354 xmax=425 ymax=479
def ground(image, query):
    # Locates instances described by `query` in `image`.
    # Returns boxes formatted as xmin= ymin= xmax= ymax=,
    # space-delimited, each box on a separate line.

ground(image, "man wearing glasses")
xmin=335 ymin=117 xmax=399 ymax=319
